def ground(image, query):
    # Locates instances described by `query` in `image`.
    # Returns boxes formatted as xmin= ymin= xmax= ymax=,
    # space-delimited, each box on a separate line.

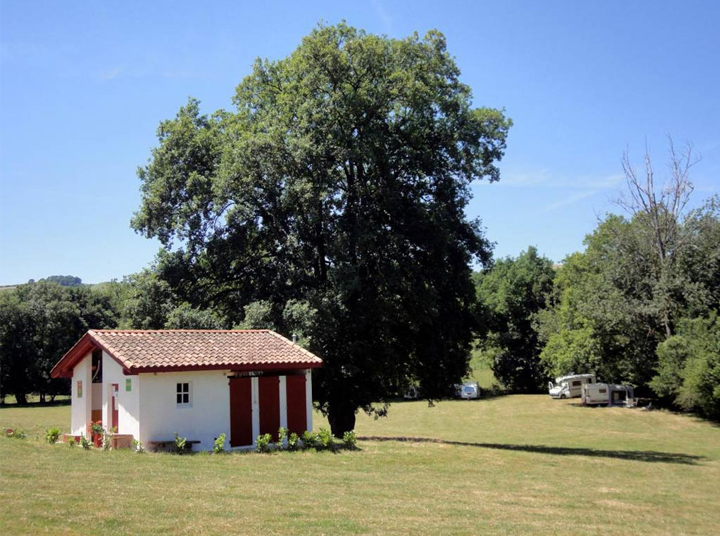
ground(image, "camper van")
xmin=548 ymin=373 xmax=596 ymax=399
xmin=581 ymin=383 xmax=635 ymax=407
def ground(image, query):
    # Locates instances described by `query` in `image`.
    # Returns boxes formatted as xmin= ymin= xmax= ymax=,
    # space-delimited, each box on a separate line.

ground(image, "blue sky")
xmin=1 ymin=1 xmax=718 ymax=284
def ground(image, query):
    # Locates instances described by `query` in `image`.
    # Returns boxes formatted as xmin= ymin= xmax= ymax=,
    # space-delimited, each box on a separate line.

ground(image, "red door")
xmin=286 ymin=375 xmax=307 ymax=435
xmin=229 ymin=377 xmax=253 ymax=447
xmin=259 ymin=376 xmax=280 ymax=441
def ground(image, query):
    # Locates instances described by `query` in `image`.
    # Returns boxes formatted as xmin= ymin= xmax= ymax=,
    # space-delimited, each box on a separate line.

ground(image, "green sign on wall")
xmin=126 ymin=378 xmax=132 ymax=392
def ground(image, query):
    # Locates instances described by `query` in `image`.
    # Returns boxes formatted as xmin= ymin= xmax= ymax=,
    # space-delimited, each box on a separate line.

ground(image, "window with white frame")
xmin=176 ymin=382 xmax=191 ymax=405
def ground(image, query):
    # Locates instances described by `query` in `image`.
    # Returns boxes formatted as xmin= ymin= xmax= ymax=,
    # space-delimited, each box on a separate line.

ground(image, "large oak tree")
xmin=133 ymin=23 xmax=511 ymax=435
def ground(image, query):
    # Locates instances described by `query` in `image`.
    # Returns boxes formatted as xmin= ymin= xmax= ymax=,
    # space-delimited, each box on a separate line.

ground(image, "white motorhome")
xmin=548 ymin=373 xmax=596 ymax=399
xmin=581 ymin=383 xmax=635 ymax=407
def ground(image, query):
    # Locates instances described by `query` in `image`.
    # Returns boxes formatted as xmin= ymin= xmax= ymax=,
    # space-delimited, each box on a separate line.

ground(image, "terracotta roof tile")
xmin=51 ymin=330 xmax=322 ymax=377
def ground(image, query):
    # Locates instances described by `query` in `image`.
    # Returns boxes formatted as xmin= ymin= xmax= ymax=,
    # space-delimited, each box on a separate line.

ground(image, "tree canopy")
xmin=475 ymin=247 xmax=555 ymax=392
xmin=132 ymin=23 xmax=511 ymax=435
xmin=538 ymin=144 xmax=720 ymax=402
xmin=0 ymin=281 xmax=117 ymax=403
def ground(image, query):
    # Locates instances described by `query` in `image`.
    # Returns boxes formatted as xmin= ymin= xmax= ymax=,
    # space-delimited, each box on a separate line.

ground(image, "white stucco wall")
xmin=102 ymin=351 xmax=140 ymax=438
xmin=138 ymin=370 xmax=231 ymax=451
xmin=70 ymin=353 xmax=92 ymax=435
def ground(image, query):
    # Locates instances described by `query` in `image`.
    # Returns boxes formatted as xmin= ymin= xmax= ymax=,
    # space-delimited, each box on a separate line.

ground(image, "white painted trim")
xmin=102 ymin=383 xmax=112 ymax=431
xmin=305 ymin=370 xmax=313 ymax=432
xmin=251 ymin=377 xmax=260 ymax=448
xmin=279 ymin=376 xmax=288 ymax=446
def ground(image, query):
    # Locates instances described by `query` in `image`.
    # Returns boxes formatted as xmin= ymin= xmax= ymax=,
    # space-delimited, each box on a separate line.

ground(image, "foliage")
xmin=165 ymin=302 xmax=223 ymax=330
xmin=79 ymin=434 xmax=91 ymax=450
xmin=45 ymin=427 xmax=61 ymax=444
xmin=174 ymin=432 xmax=187 ymax=454
xmin=317 ymin=428 xmax=334 ymax=449
xmin=102 ymin=429 xmax=112 ymax=451
xmin=0 ymin=281 xmax=118 ymax=403
xmin=118 ymin=269 xmax=224 ymax=330
xmin=255 ymin=433 xmax=272 ymax=453
xmin=40 ymin=275 xmax=83 ymax=287
xmin=538 ymin=195 xmax=720 ymax=395
xmin=342 ymin=430 xmax=357 ymax=449
xmin=90 ymin=421 xmax=104 ymax=435
xmin=132 ymin=23 xmax=511 ymax=436
xmin=276 ymin=427 xmax=287 ymax=447
xmin=4 ymin=427 xmax=26 ymax=439
xmin=213 ymin=433 xmax=226 ymax=454
xmin=300 ymin=430 xmax=316 ymax=450
xmin=287 ymin=432 xmax=300 ymax=451
xmin=67 ymin=436 xmax=77 ymax=447
xmin=132 ymin=439 xmax=145 ymax=453
xmin=475 ymin=247 xmax=555 ymax=392
xmin=652 ymin=313 xmax=720 ymax=419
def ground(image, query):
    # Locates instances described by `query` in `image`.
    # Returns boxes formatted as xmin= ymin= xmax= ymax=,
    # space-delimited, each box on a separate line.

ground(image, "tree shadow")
xmin=358 ymin=436 xmax=705 ymax=465
xmin=0 ymin=398 xmax=71 ymax=409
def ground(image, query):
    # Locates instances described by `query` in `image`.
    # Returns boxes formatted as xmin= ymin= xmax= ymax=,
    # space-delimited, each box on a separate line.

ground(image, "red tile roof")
xmin=51 ymin=330 xmax=322 ymax=378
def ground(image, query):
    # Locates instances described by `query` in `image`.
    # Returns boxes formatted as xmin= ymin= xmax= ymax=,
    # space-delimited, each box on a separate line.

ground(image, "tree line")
xmin=476 ymin=144 xmax=720 ymax=420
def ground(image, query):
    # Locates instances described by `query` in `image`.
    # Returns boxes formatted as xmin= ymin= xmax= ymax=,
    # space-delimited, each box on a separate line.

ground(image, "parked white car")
xmin=548 ymin=373 xmax=596 ymax=399
xmin=458 ymin=382 xmax=480 ymax=399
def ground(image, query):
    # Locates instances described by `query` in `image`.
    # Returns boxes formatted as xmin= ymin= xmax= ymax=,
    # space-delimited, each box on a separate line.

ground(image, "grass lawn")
xmin=2 ymin=396 xmax=719 ymax=535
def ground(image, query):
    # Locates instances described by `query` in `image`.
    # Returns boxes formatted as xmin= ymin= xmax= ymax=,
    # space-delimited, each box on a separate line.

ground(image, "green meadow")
xmin=2 ymin=395 xmax=719 ymax=535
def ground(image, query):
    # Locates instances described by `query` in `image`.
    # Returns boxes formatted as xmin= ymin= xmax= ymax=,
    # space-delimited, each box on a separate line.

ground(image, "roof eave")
xmin=50 ymin=331 xmax=133 ymax=379
xmin=130 ymin=361 xmax=322 ymax=375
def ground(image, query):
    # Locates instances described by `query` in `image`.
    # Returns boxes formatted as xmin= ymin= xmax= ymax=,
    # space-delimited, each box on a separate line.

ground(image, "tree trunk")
xmin=14 ymin=392 xmax=28 ymax=405
xmin=327 ymin=403 xmax=357 ymax=438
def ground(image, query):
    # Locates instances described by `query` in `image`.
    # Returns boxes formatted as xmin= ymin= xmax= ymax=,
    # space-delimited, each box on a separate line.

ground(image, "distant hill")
xmin=1 ymin=276 xmax=85 ymax=289
xmin=38 ymin=275 xmax=83 ymax=287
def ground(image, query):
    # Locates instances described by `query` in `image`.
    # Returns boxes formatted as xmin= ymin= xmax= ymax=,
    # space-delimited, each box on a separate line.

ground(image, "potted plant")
xmin=90 ymin=421 xmax=104 ymax=447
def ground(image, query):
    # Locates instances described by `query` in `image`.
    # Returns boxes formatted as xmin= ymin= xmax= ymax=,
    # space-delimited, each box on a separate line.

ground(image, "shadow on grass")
xmin=358 ymin=436 xmax=705 ymax=465
xmin=390 ymin=389 xmax=510 ymax=405
xmin=0 ymin=399 xmax=71 ymax=409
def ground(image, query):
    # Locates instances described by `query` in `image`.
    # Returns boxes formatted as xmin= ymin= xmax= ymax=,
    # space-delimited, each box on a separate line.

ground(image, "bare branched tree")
xmin=614 ymin=137 xmax=701 ymax=337
xmin=617 ymin=138 xmax=700 ymax=266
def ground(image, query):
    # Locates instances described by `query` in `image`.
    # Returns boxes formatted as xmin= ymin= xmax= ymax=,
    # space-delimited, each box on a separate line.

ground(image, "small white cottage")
xmin=51 ymin=329 xmax=323 ymax=450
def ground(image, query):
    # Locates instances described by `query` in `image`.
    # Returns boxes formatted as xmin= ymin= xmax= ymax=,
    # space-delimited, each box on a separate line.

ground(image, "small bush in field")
xmin=287 ymin=432 xmax=300 ymax=451
xmin=317 ymin=428 xmax=334 ymax=450
xmin=255 ymin=433 xmax=272 ymax=453
xmin=342 ymin=430 xmax=357 ymax=449
xmin=277 ymin=427 xmax=287 ymax=448
xmin=174 ymin=433 xmax=187 ymax=454
xmin=45 ymin=428 xmax=61 ymax=444
xmin=213 ymin=433 xmax=226 ymax=454
xmin=5 ymin=428 xmax=27 ymax=439
xmin=300 ymin=430 xmax=316 ymax=450
xmin=79 ymin=435 xmax=91 ymax=450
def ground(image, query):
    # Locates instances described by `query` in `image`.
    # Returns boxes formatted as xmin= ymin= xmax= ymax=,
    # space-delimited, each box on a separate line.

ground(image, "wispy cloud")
xmin=371 ymin=0 xmax=393 ymax=34
xmin=99 ymin=67 xmax=123 ymax=80
xmin=543 ymin=190 xmax=600 ymax=212
xmin=491 ymin=170 xmax=623 ymax=190
xmin=97 ymin=66 xmax=200 ymax=81
xmin=699 ymin=138 xmax=720 ymax=155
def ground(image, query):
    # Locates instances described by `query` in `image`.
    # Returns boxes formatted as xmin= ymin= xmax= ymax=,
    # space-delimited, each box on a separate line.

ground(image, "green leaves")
xmin=133 ymin=23 xmax=511 ymax=435
xmin=475 ymin=247 xmax=556 ymax=392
